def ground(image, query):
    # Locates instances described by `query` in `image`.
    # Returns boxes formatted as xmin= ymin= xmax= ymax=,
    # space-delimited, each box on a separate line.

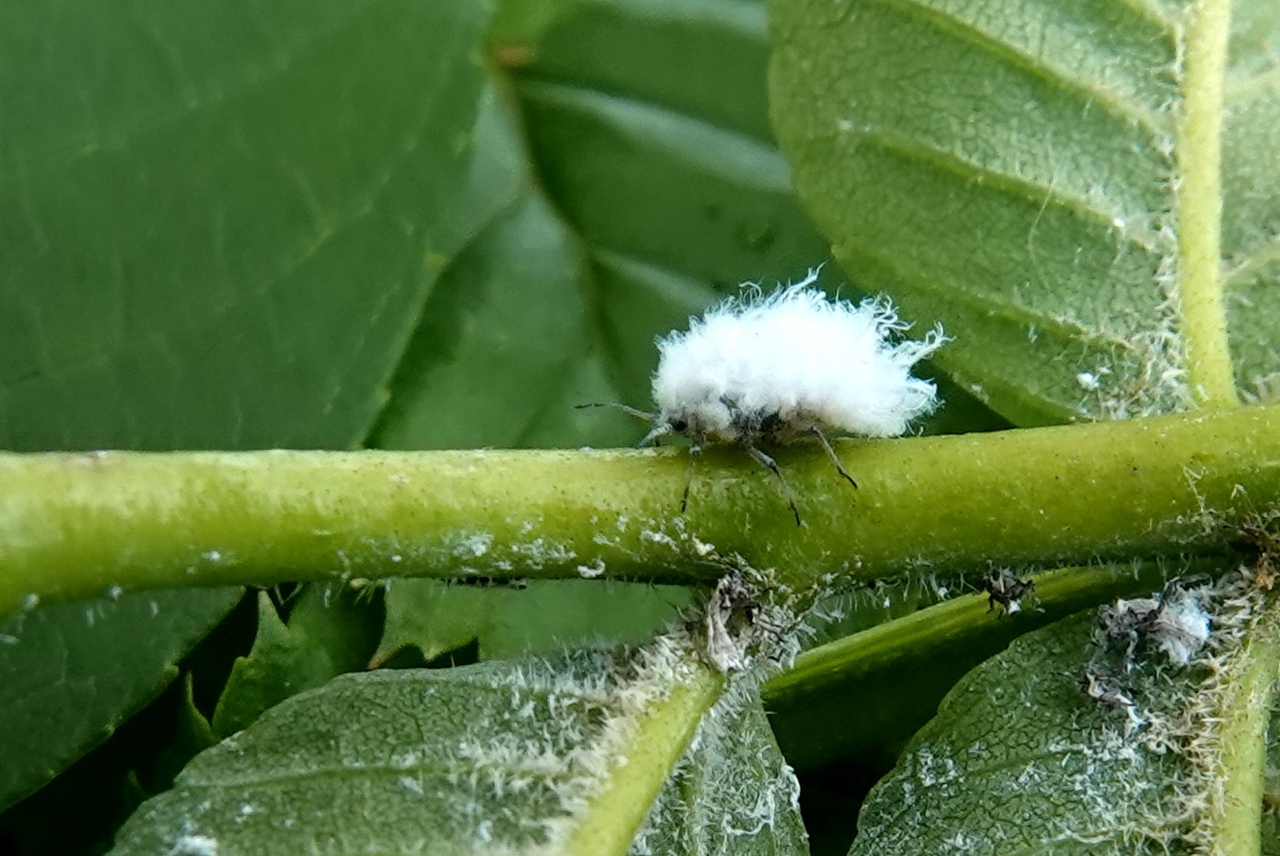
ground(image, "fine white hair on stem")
xmin=652 ymin=269 xmax=947 ymax=446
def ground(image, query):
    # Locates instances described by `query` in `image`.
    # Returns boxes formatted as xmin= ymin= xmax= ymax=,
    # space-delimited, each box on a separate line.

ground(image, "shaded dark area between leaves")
xmin=209 ymin=584 xmax=385 ymax=738
xmin=796 ymin=759 xmax=885 ymax=856
xmin=0 ymin=593 xmax=259 ymax=856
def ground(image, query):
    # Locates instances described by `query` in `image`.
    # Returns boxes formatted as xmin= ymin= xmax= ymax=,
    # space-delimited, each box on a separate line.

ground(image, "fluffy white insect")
xmin=589 ymin=270 xmax=946 ymax=522
xmin=647 ymin=271 xmax=945 ymax=451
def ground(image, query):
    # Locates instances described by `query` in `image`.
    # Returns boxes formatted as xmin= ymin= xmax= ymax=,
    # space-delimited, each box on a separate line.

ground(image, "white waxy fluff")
xmin=1148 ymin=588 xmax=1211 ymax=666
xmin=650 ymin=270 xmax=946 ymax=446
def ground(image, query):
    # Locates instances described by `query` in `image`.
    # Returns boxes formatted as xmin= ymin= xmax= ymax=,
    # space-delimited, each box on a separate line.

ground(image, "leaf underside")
xmin=770 ymin=0 xmax=1280 ymax=425
xmin=853 ymin=612 xmax=1187 ymax=855
xmin=635 ymin=684 xmax=810 ymax=855
xmin=111 ymin=650 xmax=806 ymax=856
xmin=852 ymin=585 xmax=1280 ymax=856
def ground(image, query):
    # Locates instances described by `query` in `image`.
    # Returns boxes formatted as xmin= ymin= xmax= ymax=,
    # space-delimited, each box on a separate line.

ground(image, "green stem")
xmin=1201 ymin=592 xmax=1280 ymax=853
xmin=564 ymin=662 xmax=724 ymax=855
xmin=1177 ymin=0 xmax=1237 ymax=407
xmin=3 ymin=406 xmax=1280 ymax=613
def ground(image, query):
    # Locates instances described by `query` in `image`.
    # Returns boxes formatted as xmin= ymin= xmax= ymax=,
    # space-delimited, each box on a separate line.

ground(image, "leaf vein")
xmin=846 ymin=129 xmax=1164 ymax=254
xmin=864 ymin=0 xmax=1174 ymax=136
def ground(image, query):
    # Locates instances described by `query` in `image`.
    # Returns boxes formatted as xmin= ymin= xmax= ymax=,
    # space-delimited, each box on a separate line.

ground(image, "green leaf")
xmin=634 ymin=686 xmax=810 ymax=854
xmin=765 ymin=562 xmax=1172 ymax=772
xmin=849 ymin=583 xmax=1280 ymax=854
xmin=0 ymin=0 xmax=493 ymax=818
xmin=852 ymin=611 xmax=1177 ymax=854
xmin=372 ymin=578 xmax=691 ymax=666
xmin=0 ymin=588 xmax=240 ymax=811
xmin=509 ymin=0 xmax=828 ymax=298
xmin=369 ymin=82 xmax=615 ymax=451
xmin=375 ymin=0 xmax=855 ymax=450
xmin=0 ymin=0 xmax=490 ymax=452
xmin=1222 ymin=3 xmax=1280 ymax=401
xmin=211 ymin=584 xmax=381 ymax=736
xmin=495 ymin=0 xmax=775 ymax=141
xmin=150 ymin=674 xmax=220 ymax=792
xmin=111 ymin=640 xmax=803 ymax=855
xmin=770 ymin=0 xmax=1280 ymax=423
xmin=0 ymin=673 xmax=219 ymax=856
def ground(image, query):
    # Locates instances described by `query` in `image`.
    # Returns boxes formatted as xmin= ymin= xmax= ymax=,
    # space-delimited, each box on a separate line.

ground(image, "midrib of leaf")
xmin=563 ymin=664 xmax=724 ymax=855
xmin=1178 ymin=0 xmax=1239 ymax=407
xmin=1193 ymin=592 xmax=1280 ymax=853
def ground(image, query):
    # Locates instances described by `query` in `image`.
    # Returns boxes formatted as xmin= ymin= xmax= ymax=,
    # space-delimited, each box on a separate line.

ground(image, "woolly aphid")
xmin=587 ymin=270 xmax=946 ymax=523
xmin=1084 ymin=581 xmax=1214 ymax=731
xmin=1095 ymin=584 xmax=1212 ymax=670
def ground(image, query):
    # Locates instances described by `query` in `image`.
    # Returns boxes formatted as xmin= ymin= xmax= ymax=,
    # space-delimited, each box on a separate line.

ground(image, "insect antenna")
xmin=809 ymin=426 xmax=858 ymax=490
xmin=742 ymin=440 xmax=802 ymax=527
xmin=574 ymin=402 xmax=655 ymax=421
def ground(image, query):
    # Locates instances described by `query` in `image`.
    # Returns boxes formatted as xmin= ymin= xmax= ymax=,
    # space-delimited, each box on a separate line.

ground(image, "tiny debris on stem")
xmin=703 ymin=571 xmax=762 ymax=674
xmin=983 ymin=569 xmax=1035 ymax=616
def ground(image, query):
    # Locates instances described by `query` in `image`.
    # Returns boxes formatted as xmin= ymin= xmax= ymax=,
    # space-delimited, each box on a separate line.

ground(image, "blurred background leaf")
xmin=0 ymin=0 xmax=490 ymax=451
xmin=210 ymin=584 xmax=382 ymax=737
xmin=370 ymin=578 xmax=691 ymax=668
xmin=0 ymin=590 xmax=239 ymax=812
xmin=372 ymin=0 xmax=844 ymax=451
xmin=0 ymin=0 xmax=490 ymax=848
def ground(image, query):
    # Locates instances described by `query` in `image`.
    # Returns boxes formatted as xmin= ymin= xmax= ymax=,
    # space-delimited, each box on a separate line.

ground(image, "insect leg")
xmin=680 ymin=444 xmax=701 ymax=513
xmin=639 ymin=423 xmax=673 ymax=448
xmin=743 ymin=442 xmax=802 ymax=526
xmin=809 ymin=426 xmax=858 ymax=489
